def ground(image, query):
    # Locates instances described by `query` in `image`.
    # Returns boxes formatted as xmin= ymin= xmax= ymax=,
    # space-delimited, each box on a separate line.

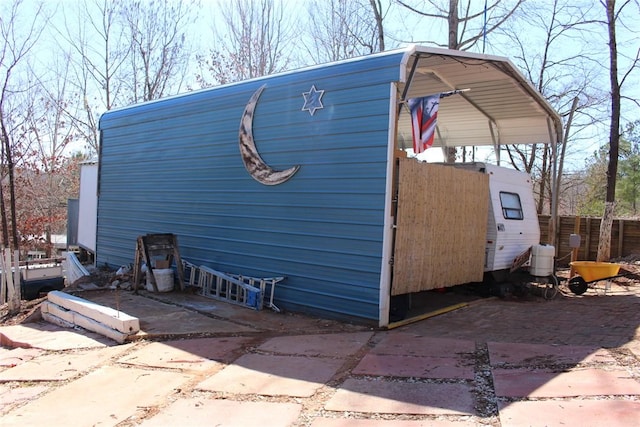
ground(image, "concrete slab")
xmin=311 ymin=418 xmax=477 ymax=427
xmin=371 ymin=333 xmax=476 ymax=357
xmin=492 ymin=367 xmax=640 ymax=397
xmin=196 ymin=353 xmax=344 ymax=397
xmin=119 ymin=337 xmax=254 ymax=371
xmin=257 ymin=332 xmax=373 ymax=357
xmin=0 ymin=344 xmax=132 ymax=382
xmin=0 ymin=384 xmax=48 ymax=413
xmin=145 ymin=291 xmax=372 ymax=334
xmin=0 ymin=347 xmax=42 ymax=368
xmin=0 ymin=321 xmax=113 ymax=350
xmin=0 ymin=365 xmax=192 ymax=426
xmin=325 ymin=378 xmax=476 ymax=415
xmin=83 ymin=291 xmax=257 ymax=337
xmin=83 ymin=289 xmax=372 ymax=338
xmin=137 ymin=309 xmax=256 ymax=337
xmin=622 ymin=339 xmax=640 ymax=359
xmin=352 ymin=354 xmax=474 ymax=379
xmin=498 ymin=399 xmax=640 ymax=427
xmin=139 ymin=398 xmax=302 ymax=426
xmin=488 ymin=341 xmax=615 ymax=366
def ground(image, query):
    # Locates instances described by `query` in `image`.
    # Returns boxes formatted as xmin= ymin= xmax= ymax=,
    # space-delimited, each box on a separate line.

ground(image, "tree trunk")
xmin=537 ymin=147 xmax=548 ymax=214
xmin=7 ymin=152 xmax=18 ymax=250
xmin=369 ymin=0 xmax=385 ymax=51
xmin=0 ymin=124 xmax=11 ymax=248
xmin=597 ymin=201 xmax=615 ymax=261
xmin=597 ymin=0 xmax=620 ymax=262
xmin=5 ymin=249 xmax=20 ymax=314
xmin=605 ymin=0 xmax=620 ymax=206
xmin=555 ymin=97 xmax=579 ymax=203
xmin=2 ymin=128 xmax=18 ymax=250
xmin=448 ymin=0 xmax=459 ymax=49
xmin=444 ymin=0 xmax=459 ymax=163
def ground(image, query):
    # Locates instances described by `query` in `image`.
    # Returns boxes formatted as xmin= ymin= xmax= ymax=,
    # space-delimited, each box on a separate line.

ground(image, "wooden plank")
xmin=133 ymin=236 xmax=144 ymax=291
xmin=618 ymin=220 xmax=624 ymax=258
xmin=585 ymin=217 xmax=592 ymax=261
xmin=141 ymin=235 xmax=160 ymax=292
xmin=170 ymin=235 xmax=186 ymax=291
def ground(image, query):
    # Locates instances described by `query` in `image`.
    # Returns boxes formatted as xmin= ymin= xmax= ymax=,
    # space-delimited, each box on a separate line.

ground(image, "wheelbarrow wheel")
xmin=568 ymin=276 xmax=588 ymax=295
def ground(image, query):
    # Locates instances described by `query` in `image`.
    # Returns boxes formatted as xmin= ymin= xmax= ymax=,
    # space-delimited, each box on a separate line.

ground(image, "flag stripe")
xmin=408 ymin=94 xmax=440 ymax=154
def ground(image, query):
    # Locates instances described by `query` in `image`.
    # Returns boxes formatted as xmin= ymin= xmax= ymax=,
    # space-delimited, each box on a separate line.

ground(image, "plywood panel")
xmin=392 ymin=159 xmax=489 ymax=295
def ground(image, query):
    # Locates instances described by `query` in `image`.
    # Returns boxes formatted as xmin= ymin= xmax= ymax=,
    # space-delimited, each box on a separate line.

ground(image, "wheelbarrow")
xmin=567 ymin=261 xmax=623 ymax=295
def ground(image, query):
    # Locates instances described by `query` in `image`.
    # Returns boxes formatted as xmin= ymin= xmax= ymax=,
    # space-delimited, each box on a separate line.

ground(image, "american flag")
xmin=408 ymin=94 xmax=440 ymax=154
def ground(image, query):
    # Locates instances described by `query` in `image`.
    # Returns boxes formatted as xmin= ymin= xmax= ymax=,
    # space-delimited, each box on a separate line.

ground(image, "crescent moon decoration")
xmin=239 ymin=84 xmax=300 ymax=186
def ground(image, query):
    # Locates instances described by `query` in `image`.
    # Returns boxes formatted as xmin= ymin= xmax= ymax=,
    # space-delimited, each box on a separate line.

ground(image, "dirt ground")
xmin=2 ymin=258 xmax=640 ymax=427
xmin=0 ymin=296 xmax=47 ymax=326
xmin=3 ymin=258 xmax=640 ymax=328
xmin=0 ymin=266 xmax=117 ymax=326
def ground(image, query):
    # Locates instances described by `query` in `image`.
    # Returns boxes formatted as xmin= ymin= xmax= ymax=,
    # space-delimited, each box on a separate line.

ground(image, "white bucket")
xmin=146 ymin=268 xmax=174 ymax=292
xmin=530 ymin=244 xmax=555 ymax=277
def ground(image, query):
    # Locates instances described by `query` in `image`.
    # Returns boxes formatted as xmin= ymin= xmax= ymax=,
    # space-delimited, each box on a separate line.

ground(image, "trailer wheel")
xmin=568 ymin=276 xmax=588 ymax=295
xmin=543 ymin=275 xmax=559 ymax=300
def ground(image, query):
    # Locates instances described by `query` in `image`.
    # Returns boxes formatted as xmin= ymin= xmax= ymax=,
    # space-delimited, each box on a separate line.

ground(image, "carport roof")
xmin=398 ymin=45 xmax=562 ymax=148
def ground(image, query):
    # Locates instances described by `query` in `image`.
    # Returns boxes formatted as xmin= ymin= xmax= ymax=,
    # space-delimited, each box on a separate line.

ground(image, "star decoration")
xmin=302 ymin=85 xmax=325 ymax=116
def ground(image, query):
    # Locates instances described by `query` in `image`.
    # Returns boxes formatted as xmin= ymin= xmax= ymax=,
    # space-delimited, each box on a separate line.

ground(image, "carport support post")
xmin=547 ymin=117 xmax=562 ymax=248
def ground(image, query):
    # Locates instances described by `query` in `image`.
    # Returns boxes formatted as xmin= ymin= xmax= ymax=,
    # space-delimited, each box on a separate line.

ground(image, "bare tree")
xmin=57 ymin=0 xmax=195 ymax=152
xmin=596 ymin=0 xmax=639 ymax=261
xmin=21 ymin=56 xmax=79 ymax=257
xmin=0 ymin=0 xmax=47 ymax=250
xmin=396 ymin=0 xmax=524 ymax=51
xmin=302 ymin=0 xmax=386 ymax=64
xmin=15 ymin=154 xmax=82 ymax=258
xmin=121 ymin=0 xmax=197 ymax=102
xmin=496 ymin=0 xmax=608 ymax=215
xmin=370 ymin=0 xmax=386 ymax=51
xmin=197 ymin=0 xmax=293 ymax=86
xmin=57 ymin=0 xmax=131 ymax=154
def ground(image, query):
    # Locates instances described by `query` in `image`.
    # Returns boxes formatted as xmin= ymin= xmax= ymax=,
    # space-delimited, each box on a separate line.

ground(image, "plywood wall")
xmin=392 ymin=159 xmax=489 ymax=295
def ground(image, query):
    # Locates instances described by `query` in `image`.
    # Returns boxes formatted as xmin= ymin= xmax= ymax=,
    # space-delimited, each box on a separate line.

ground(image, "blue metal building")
xmin=97 ymin=46 xmax=560 ymax=326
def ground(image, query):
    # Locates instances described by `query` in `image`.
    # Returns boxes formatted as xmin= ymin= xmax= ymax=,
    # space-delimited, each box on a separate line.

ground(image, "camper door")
xmin=484 ymin=164 xmax=540 ymax=272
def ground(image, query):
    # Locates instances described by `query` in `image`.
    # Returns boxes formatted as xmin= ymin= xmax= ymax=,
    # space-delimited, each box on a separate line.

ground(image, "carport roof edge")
xmin=399 ymin=45 xmax=562 ymax=148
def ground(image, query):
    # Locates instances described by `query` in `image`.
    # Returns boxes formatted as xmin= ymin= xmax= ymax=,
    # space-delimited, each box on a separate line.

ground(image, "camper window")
xmin=499 ymin=192 xmax=523 ymax=220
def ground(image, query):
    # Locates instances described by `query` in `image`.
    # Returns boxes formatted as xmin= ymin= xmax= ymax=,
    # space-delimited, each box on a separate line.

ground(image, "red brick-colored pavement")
xmin=1 ymin=281 xmax=639 ymax=426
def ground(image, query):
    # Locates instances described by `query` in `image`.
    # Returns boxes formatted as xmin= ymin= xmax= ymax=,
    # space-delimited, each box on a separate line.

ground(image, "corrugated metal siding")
xmin=97 ymin=52 xmax=405 ymax=321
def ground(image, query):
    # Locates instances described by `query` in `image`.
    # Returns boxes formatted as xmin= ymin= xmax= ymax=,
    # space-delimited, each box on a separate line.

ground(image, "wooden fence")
xmin=539 ymin=215 xmax=640 ymax=266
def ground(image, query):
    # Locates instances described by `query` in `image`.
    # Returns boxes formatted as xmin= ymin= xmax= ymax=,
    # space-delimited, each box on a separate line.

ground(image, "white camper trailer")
xmin=445 ymin=162 xmax=541 ymax=277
